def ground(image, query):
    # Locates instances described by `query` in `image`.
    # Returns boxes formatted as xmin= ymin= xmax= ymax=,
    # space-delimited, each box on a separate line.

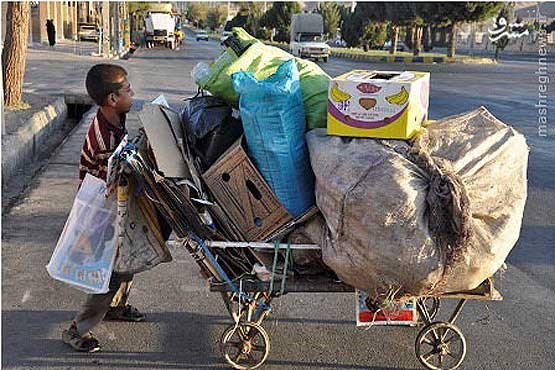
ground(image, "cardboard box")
xmin=202 ymin=138 xmax=292 ymax=241
xmin=138 ymin=103 xmax=190 ymax=179
xmin=327 ymin=70 xmax=430 ymax=139
xmin=356 ymin=290 xmax=418 ymax=326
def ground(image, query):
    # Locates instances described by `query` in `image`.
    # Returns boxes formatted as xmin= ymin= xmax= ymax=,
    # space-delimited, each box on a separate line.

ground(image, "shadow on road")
xmin=2 ymin=310 xmax=385 ymax=369
xmin=2 ymin=310 xmax=227 ymax=369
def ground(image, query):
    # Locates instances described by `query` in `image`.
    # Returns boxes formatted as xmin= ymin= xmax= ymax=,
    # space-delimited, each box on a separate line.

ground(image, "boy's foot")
xmin=104 ymin=304 xmax=145 ymax=322
xmin=62 ymin=324 xmax=101 ymax=353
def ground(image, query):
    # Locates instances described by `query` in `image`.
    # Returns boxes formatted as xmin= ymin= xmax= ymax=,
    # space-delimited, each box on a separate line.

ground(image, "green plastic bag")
xmin=199 ymin=28 xmax=330 ymax=130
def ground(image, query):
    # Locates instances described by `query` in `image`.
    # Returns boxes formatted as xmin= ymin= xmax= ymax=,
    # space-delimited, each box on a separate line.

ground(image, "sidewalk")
xmin=3 ymin=33 xmax=226 ymax=370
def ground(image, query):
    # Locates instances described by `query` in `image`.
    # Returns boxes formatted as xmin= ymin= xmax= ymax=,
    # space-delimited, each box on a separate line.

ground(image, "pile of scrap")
xmin=119 ymin=28 xmax=528 ymax=303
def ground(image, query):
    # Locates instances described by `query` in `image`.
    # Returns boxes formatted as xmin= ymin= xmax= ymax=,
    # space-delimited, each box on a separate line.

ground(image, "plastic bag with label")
xmin=46 ymin=174 xmax=117 ymax=294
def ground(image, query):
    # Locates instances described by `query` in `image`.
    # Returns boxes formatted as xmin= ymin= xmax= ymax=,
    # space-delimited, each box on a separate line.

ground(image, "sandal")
xmin=62 ymin=324 xmax=101 ymax=353
xmin=104 ymin=304 xmax=146 ymax=322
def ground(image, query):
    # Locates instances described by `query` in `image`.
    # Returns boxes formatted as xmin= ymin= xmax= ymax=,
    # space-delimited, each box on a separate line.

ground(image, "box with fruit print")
xmin=327 ymin=70 xmax=430 ymax=139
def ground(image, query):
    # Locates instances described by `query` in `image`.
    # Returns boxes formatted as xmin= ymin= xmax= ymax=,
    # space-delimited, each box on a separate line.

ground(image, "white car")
xmin=196 ymin=31 xmax=209 ymax=41
xmin=383 ymin=40 xmax=409 ymax=52
xmin=78 ymin=24 xmax=99 ymax=42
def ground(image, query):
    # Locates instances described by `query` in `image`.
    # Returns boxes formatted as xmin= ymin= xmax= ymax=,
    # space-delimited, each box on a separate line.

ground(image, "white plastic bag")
xmin=46 ymin=174 xmax=117 ymax=293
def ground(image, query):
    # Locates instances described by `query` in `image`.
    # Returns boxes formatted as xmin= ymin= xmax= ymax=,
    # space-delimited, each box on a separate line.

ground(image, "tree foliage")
xmin=339 ymin=6 xmax=363 ymax=47
xmin=206 ymin=5 xmax=228 ymax=30
xmin=261 ymin=2 xmax=302 ymax=42
xmin=225 ymin=6 xmax=249 ymax=30
xmin=316 ymin=2 xmax=341 ymax=38
xmin=187 ymin=2 xmax=209 ymax=27
xmin=492 ymin=3 xmax=514 ymax=60
xmin=438 ymin=2 xmax=502 ymax=57
xmin=128 ymin=2 xmax=154 ymax=16
xmin=362 ymin=23 xmax=388 ymax=50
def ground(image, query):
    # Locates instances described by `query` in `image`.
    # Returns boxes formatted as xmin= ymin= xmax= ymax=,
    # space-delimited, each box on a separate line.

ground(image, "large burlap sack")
xmin=307 ymin=107 xmax=528 ymax=299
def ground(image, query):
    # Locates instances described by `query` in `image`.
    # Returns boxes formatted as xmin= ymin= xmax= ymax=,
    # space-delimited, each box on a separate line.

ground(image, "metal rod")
xmin=207 ymin=241 xmax=320 ymax=250
xmin=448 ymin=299 xmax=467 ymax=324
xmin=417 ymin=298 xmax=432 ymax=326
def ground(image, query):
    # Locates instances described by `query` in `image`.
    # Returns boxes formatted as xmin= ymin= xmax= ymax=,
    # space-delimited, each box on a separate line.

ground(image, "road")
xmin=2 ymin=33 xmax=554 ymax=370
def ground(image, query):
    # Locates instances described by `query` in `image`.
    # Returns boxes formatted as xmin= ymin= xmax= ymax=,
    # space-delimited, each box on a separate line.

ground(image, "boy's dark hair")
xmin=85 ymin=64 xmax=128 ymax=106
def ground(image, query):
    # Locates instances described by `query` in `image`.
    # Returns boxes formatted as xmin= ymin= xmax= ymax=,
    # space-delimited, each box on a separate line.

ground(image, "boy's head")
xmin=85 ymin=64 xmax=134 ymax=113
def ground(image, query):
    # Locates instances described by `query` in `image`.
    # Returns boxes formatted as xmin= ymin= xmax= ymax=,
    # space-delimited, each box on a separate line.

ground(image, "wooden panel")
xmin=203 ymin=139 xmax=292 ymax=241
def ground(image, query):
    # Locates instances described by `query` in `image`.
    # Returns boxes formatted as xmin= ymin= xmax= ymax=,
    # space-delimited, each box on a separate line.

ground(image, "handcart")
xmin=115 ymin=128 xmax=503 ymax=370
xmin=198 ymin=239 xmax=502 ymax=370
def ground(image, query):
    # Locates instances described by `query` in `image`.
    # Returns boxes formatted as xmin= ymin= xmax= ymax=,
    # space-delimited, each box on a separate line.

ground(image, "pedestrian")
xmin=141 ymin=28 xmax=148 ymax=48
xmin=46 ymin=19 xmax=56 ymax=47
xmin=62 ymin=64 xmax=145 ymax=353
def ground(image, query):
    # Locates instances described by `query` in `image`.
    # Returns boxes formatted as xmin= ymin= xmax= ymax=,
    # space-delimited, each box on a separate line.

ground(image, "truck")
xmin=290 ymin=13 xmax=330 ymax=62
xmin=144 ymin=11 xmax=176 ymax=49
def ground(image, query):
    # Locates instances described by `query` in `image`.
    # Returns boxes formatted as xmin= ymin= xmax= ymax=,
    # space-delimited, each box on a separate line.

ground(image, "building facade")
xmin=2 ymin=1 xmax=128 ymax=58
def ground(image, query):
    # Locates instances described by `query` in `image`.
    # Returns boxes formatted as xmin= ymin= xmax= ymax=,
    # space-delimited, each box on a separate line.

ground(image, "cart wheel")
xmin=220 ymin=322 xmax=270 ymax=370
xmin=418 ymin=297 xmax=440 ymax=322
xmin=415 ymin=322 xmax=466 ymax=370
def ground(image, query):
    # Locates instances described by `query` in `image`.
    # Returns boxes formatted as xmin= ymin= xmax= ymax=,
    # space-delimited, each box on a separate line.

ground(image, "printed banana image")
xmin=386 ymin=86 xmax=409 ymax=106
xmin=330 ymin=82 xmax=351 ymax=102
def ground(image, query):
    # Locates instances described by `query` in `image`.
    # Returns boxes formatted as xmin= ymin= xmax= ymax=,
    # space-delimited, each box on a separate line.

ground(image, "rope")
xmin=380 ymin=134 xmax=473 ymax=293
xmin=268 ymin=240 xmax=280 ymax=294
xmin=280 ymin=239 xmax=292 ymax=296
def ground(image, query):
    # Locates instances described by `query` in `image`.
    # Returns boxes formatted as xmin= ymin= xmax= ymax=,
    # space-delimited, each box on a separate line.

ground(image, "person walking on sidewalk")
xmin=46 ymin=19 xmax=56 ymax=47
xmin=62 ymin=64 xmax=144 ymax=353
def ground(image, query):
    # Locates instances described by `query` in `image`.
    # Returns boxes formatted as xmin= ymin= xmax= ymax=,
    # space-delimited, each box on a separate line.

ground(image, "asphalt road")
xmin=2 ymin=33 xmax=554 ymax=370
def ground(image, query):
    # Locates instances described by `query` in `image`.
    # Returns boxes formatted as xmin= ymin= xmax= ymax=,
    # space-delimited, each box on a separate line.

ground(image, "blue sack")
xmin=231 ymin=59 xmax=315 ymax=218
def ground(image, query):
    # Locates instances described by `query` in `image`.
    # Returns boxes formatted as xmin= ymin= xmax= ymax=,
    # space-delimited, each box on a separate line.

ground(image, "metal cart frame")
xmin=182 ymin=237 xmax=502 ymax=370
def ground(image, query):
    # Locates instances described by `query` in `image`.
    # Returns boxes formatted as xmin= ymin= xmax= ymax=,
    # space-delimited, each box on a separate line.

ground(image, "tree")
xmin=384 ymin=3 xmax=414 ymax=54
xmin=206 ymin=5 xmax=228 ymax=30
xmin=492 ymin=4 xmax=514 ymax=61
xmin=187 ymin=2 xmax=209 ymax=28
xmin=317 ymin=2 xmax=341 ymax=39
xmin=2 ymin=2 xmax=31 ymax=108
xmin=439 ymin=2 xmax=502 ymax=58
xmin=361 ymin=23 xmax=388 ymax=50
xmin=225 ymin=7 xmax=249 ymax=30
xmin=339 ymin=5 xmax=362 ymax=47
xmin=128 ymin=2 xmax=152 ymax=15
xmin=246 ymin=3 xmax=269 ymax=39
xmin=261 ymin=2 xmax=302 ymax=42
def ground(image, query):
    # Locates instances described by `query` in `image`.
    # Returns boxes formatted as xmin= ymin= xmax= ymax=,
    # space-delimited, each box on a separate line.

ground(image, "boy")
xmin=62 ymin=64 xmax=144 ymax=353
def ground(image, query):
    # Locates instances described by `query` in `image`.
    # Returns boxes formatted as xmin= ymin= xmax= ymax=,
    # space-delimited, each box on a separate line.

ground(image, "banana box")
xmin=327 ymin=70 xmax=430 ymax=139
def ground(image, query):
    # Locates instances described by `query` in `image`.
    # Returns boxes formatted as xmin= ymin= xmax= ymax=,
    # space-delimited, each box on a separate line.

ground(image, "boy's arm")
xmin=78 ymin=129 xmax=99 ymax=183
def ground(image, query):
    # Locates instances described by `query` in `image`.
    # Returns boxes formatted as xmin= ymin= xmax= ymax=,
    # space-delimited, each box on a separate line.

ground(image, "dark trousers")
xmin=73 ymin=272 xmax=133 ymax=336
xmin=73 ymin=208 xmax=171 ymax=336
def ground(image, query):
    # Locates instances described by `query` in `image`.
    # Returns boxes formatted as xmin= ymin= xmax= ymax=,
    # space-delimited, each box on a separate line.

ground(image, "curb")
xmin=2 ymin=96 xmax=67 ymax=185
xmin=330 ymin=51 xmax=457 ymax=64
xmin=262 ymin=42 xmax=493 ymax=64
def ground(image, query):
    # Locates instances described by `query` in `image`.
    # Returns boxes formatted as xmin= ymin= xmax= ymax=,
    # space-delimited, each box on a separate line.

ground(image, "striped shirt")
xmin=79 ymin=109 xmax=127 ymax=182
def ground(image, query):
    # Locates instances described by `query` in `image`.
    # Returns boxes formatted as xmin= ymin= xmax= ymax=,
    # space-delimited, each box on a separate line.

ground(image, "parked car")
xmin=78 ymin=24 xmax=100 ymax=42
xmin=326 ymin=39 xmax=347 ymax=47
xmin=220 ymin=30 xmax=233 ymax=42
xmin=382 ymin=40 xmax=409 ymax=51
xmin=196 ymin=31 xmax=209 ymax=41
